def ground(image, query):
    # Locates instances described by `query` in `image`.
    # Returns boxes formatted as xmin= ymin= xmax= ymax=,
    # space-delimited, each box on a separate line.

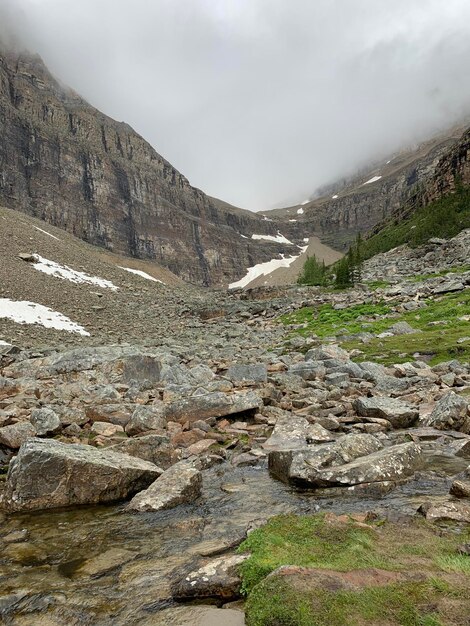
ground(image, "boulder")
xmin=1 ymin=439 xmax=161 ymax=512
xmin=127 ymin=460 xmax=202 ymax=512
xmin=0 ymin=422 xmax=36 ymax=449
xmin=30 ymin=408 xmax=62 ymax=436
xmin=269 ymin=433 xmax=383 ymax=484
xmin=125 ymin=404 xmax=167 ymax=435
xmin=354 ymin=397 xmax=418 ymax=428
xmin=226 ymin=364 xmax=267 ymax=385
xmin=110 ymin=434 xmax=176 ymax=469
xmin=420 ymin=392 xmax=470 ymax=433
xmin=172 ymin=554 xmax=248 ymax=601
xmin=316 ymin=442 xmax=423 ymax=487
xmin=419 ymin=501 xmax=470 ymax=523
xmin=262 ymin=413 xmax=312 ymax=451
xmin=289 ymin=362 xmax=326 ymax=381
xmin=165 ymin=391 xmax=262 ymax=424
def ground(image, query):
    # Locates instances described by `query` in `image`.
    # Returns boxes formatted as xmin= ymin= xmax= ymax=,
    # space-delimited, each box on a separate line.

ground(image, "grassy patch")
xmin=245 ymin=578 xmax=447 ymax=626
xmin=280 ymin=290 xmax=470 ymax=365
xmin=240 ymin=514 xmax=470 ymax=626
xmin=280 ymin=302 xmax=395 ymax=339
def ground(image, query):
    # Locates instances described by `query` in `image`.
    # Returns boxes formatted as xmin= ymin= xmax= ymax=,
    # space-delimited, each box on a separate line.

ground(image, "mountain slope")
xmin=0 ymin=47 xmax=309 ymax=287
xmin=265 ymin=124 xmax=469 ymax=251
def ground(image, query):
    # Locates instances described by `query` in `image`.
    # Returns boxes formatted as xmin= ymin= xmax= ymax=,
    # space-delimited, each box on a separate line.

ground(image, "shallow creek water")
xmin=0 ymin=449 xmax=467 ymax=625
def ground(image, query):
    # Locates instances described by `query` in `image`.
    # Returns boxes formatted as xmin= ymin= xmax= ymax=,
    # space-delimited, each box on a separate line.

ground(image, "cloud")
xmin=1 ymin=0 xmax=470 ymax=210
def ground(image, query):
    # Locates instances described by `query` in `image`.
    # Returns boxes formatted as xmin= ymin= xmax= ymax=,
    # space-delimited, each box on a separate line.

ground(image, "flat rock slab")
xmin=1 ymin=438 xmax=161 ymax=512
xmin=420 ymin=501 xmax=470 ymax=523
xmin=165 ymin=391 xmax=262 ymax=424
xmin=354 ymin=396 xmax=418 ymax=429
xmin=128 ymin=460 xmax=202 ymax=512
xmin=420 ymin=392 xmax=470 ymax=433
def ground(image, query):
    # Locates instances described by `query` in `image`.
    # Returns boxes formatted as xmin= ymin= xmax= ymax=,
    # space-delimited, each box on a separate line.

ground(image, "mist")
xmin=1 ymin=0 xmax=470 ymax=211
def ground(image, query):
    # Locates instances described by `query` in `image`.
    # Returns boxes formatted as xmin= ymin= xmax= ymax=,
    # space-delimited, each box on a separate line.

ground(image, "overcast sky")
xmin=2 ymin=0 xmax=470 ymax=211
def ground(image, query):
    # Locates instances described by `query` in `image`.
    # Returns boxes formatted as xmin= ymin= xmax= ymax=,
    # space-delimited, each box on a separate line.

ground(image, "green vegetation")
xmin=280 ymin=301 xmax=396 ymax=339
xmin=360 ymin=183 xmax=470 ymax=261
xmin=408 ymin=265 xmax=470 ymax=283
xmin=297 ymin=255 xmax=328 ymax=286
xmin=280 ymin=290 xmax=470 ymax=365
xmin=239 ymin=514 xmax=470 ymax=626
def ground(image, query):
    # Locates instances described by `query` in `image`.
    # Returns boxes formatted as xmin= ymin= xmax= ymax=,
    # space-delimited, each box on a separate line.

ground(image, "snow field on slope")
xmin=32 ymin=255 xmax=118 ymax=290
xmin=251 ymin=232 xmax=294 ymax=245
xmin=119 ymin=266 xmax=164 ymax=283
xmin=0 ymin=299 xmax=90 ymax=336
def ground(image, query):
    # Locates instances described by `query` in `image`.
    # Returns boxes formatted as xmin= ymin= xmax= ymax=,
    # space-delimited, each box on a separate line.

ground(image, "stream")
xmin=0 ymin=448 xmax=467 ymax=625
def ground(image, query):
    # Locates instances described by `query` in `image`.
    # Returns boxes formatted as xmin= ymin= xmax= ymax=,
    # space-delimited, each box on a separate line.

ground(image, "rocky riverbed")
xmin=1 ymin=245 xmax=470 ymax=624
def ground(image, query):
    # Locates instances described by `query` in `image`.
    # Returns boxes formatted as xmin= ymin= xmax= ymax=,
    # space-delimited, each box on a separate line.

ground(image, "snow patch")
xmin=301 ymin=199 xmax=309 ymax=205
xmin=0 ymin=299 xmax=90 ymax=336
xmin=240 ymin=234 xmax=248 ymax=239
xmin=297 ymin=207 xmax=304 ymax=215
xmin=0 ymin=340 xmax=12 ymax=346
xmin=386 ymin=159 xmax=391 ymax=164
xmin=119 ymin=266 xmax=164 ymax=283
xmin=289 ymin=219 xmax=297 ymax=222
xmin=363 ymin=175 xmax=382 ymax=185
xmin=229 ymin=247 xmax=307 ymax=289
xmin=332 ymin=194 xmax=338 ymax=199
xmin=33 ymin=226 xmax=60 ymax=241
xmin=303 ymin=238 xmax=309 ymax=243
xmin=252 ymin=232 xmax=293 ymax=245
xmin=32 ymin=255 xmax=118 ymax=290
xmin=261 ymin=215 xmax=273 ymax=221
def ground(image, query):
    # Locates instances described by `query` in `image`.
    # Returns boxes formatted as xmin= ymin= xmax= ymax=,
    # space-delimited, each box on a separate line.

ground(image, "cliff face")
xmin=267 ymin=127 xmax=468 ymax=250
xmin=0 ymin=49 xmax=298 ymax=286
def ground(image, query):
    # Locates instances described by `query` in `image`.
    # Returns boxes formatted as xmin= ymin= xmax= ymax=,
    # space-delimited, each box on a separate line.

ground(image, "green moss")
xmin=245 ymin=578 xmax=446 ymax=626
xmin=239 ymin=514 xmax=470 ymax=626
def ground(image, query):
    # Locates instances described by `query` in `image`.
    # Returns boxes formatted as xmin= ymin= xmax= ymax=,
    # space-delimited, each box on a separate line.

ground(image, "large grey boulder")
xmin=263 ymin=413 xmax=313 ymax=451
xmin=289 ymin=361 xmax=326 ymax=381
xmin=226 ymin=364 xmax=267 ymax=385
xmin=269 ymin=434 xmax=383 ymax=484
xmin=316 ymin=442 xmax=423 ymax=487
xmin=1 ymin=439 xmax=161 ymax=512
xmin=30 ymin=408 xmax=62 ymax=436
xmin=127 ymin=460 xmax=202 ymax=512
xmin=125 ymin=404 xmax=167 ymax=435
xmin=354 ymin=397 xmax=418 ymax=429
xmin=420 ymin=392 xmax=470 ymax=433
xmin=0 ymin=422 xmax=36 ymax=449
xmin=165 ymin=391 xmax=262 ymax=424
xmin=110 ymin=434 xmax=176 ymax=469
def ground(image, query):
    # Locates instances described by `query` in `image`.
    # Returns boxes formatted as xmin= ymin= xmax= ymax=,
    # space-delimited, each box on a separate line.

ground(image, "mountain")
xmin=265 ymin=124 xmax=470 ymax=251
xmin=0 ymin=47 xmax=312 ymax=287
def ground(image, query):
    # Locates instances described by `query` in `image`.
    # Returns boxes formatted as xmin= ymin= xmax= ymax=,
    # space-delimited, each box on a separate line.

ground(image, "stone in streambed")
xmin=1 ymin=438 xmax=161 ymax=512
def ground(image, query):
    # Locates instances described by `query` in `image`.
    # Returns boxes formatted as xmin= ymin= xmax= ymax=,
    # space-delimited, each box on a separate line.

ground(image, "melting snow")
xmin=229 ymin=247 xmax=307 ymax=289
xmin=0 ymin=299 xmax=90 ymax=336
xmin=119 ymin=266 xmax=164 ymax=283
xmin=251 ymin=232 xmax=293 ymax=245
xmin=297 ymin=207 xmax=304 ymax=215
xmin=363 ymin=175 xmax=382 ymax=185
xmin=33 ymin=226 xmax=60 ymax=241
xmin=32 ymin=255 xmax=118 ymax=290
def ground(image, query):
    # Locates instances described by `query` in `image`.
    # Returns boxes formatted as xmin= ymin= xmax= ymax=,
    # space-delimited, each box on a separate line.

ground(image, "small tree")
xmin=334 ymin=256 xmax=352 ymax=288
xmin=298 ymin=254 xmax=327 ymax=286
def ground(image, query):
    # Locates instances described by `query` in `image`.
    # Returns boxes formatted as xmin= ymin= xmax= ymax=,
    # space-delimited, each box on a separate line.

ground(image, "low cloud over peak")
xmin=1 ymin=0 xmax=470 ymax=210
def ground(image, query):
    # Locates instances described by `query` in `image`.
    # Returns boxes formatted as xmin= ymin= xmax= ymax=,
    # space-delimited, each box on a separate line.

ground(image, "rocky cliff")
xmin=0 ymin=47 xmax=302 ymax=286
xmin=266 ymin=125 xmax=469 ymax=250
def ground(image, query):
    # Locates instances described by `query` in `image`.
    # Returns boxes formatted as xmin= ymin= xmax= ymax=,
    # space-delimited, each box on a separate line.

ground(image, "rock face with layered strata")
xmin=0 ymin=48 xmax=299 ymax=286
